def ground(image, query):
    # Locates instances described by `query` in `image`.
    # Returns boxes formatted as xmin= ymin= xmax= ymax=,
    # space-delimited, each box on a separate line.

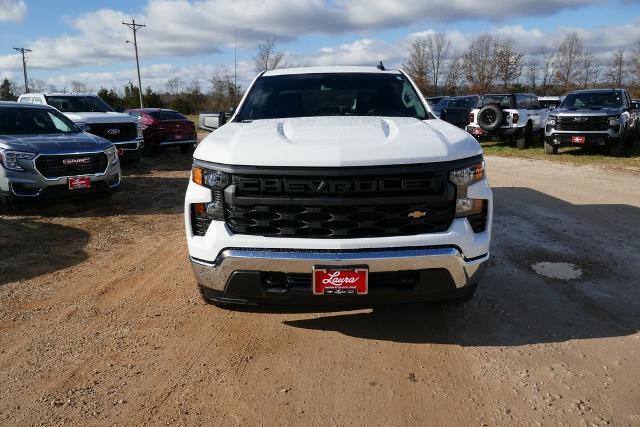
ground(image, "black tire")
xmin=610 ymin=139 xmax=625 ymax=157
xmin=477 ymin=105 xmax=503 ymax=131
xmin=544 ymin=141 xmax=559 ymax=154
xmin=179 ymin=144 xmax=193 ymax=154
xmin=516 ymin=123 xmax=533 ymax=150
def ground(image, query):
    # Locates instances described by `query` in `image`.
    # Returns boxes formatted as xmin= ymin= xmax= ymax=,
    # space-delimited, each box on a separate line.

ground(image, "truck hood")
xmin=0 ymin=132 xmax=112 ymax=154
xmin=194 ymin=116 xmax=482 ymax=167
xmin=553 ymin=107 xmax=621 ymax=116
xmin=63 ymin=112 xmax=135 ymax=124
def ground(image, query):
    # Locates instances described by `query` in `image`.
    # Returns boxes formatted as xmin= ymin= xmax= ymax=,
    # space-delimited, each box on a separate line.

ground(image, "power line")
xmin=122 ymin=18 xmax=146 ymax=108
xmin=13 ymin=47 xmax=32 ymax=93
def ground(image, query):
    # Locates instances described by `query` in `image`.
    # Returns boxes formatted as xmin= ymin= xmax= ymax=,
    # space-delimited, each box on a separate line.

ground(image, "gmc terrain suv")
xmin=18 ymin=93 xmax=144 ymax=162
xmin=544 ymin=89 xmax=639 ymax=156
xmin=0 ymin=102 xmax=120 ymax=206
xmin=467 ymin=93 xmax=549 ymax=149
xmin=185 ymin=66 xmax=492 ymax=307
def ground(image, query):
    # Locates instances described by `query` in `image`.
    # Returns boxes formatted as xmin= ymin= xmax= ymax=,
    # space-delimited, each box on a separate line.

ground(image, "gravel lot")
xmin=1 ymin=153 xmax=639 ymax=425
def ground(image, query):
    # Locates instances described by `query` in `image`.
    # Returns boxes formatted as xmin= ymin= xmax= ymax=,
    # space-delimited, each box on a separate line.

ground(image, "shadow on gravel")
xmin=120 ymin=151 xmax=193 ymax=176
xmin=282 ymin=187 xmax=640 ymax=346
xmin=0 ymin=219 xmax=90 ymax=286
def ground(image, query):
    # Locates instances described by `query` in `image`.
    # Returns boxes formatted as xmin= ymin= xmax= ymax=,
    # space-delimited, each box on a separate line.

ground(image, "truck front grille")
xmin=88 ymin=122 xmax=137 ymax=142
xmin=224 ymin=167 xmax=456 ymax=239
xmin=35 ymin=153 xmax=108 ymax=178
xmin=556 ymin=116 xmax=609 ymax=131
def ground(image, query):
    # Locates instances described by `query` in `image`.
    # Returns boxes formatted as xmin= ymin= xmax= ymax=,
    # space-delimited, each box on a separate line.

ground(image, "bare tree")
xmin=425 ymin=32 xmax=451 ymax=93
xmin=553 ymin=32 xmax=584 ymax=92
xmin=631 ymin=40 xmax=640 ymax=85
xmin=525 ymin=56 xmax=540 ymax=90
xmin=462 ymin=33 xmax=498 ymax=93
xmin=494 ymin=38 xmax=523 ymax=90
xmin=253 ymin=38 xmax=286 ymax=73
xmin=71 ymin=80 xmax=88 ymax=94
xmin=540 ymin=48 xmax=555 ymax=95
xmin=29 ymin=79 xmax=47 ymax=93
xmin=443 ymin=52 xmax=463 ymax=96
xmin=403 ymin=38 xmax=430 ymax=95
xmin=165 ymin=77 xmax=184 ymax=95
xmin=606 ymin=48 xmax=627 ymax=87
xmin=581 ymin=51 xmax=598 ymax=88
xmin=209 ymin=70 xmax=243 ymax=110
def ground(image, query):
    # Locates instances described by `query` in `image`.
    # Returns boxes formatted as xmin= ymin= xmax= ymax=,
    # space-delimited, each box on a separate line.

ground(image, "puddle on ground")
xmin=532 ymin=262 xmax=582 ymax=280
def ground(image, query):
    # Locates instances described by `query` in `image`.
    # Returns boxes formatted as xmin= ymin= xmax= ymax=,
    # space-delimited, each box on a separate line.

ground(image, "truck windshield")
xmin=236 ymin=73 xmax=428 ymax=121
xmin=561 ymin=92 xmax=623 ymax=109
xmin=45 ymin=95 xmax=114 ymax=113
xmin=0 ymin=107 xmax=81 ymax=135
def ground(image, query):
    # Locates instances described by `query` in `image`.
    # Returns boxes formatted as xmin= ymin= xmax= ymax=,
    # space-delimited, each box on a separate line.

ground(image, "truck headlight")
xmin=76 ymin=122 xmax=91 ymax=132
xmin=105 ymin=146 xmax=119 ymax=164
xmin=547 ymin=116 xmax=556 ymax=126
xmin=192 ymin=166 xmax=230 ymax=190
xmin=608 ymin=116 xmax=621 ymax=127
xmin=449 ymin=161 xmax=486 ymax=217
xmin=0 ymin=149 xmax=37 ymax=172
xmin=190 ymin=166 xmax=230 ymax=227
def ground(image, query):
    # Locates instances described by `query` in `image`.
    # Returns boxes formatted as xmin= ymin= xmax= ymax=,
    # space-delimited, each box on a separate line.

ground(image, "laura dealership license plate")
xmin=571 ymin=135 xmax=586 ymax=144
xmin=313 ymin=267 xmax=368 ymax=295
xmin=68 ymin=176 xmax=91 ymax=190
xmin=472 ymin=128 xmax=484 ymax=136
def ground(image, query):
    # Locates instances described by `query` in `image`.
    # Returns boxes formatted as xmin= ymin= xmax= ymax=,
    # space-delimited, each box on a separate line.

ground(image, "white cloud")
xmin=0 ymin=0 xmax=26 ymax=22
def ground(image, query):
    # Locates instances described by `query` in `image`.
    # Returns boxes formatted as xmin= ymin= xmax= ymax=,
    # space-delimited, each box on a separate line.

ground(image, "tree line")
xmin=404 ymin=31 xmax=640 ymax=97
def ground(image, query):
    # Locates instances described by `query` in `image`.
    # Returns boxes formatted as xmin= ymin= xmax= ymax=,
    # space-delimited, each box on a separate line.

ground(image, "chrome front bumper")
xmin=191 ymin=247 xmax=488 ymax=292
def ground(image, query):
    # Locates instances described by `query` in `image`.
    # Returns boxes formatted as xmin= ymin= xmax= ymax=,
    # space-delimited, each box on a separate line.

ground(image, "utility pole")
xmin=234 ymin=27 xmax=237 ymax=107
xmin=122 ymin=18 xmax=146 ymax=108
xmin=13 ymin=47 xmax=32 ymax=93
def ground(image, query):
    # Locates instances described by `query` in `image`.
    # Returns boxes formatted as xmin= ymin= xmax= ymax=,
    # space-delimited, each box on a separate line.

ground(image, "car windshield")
xmin=236 ymin=73 xmax=428 ymax=121
xmin=433 ymin=98 xmax=450 ymax=113
xmin=477 ymin=95 xmax=514 ymax=109
xmin=539 ymin=100 xmax=561 ymax=109
xmin=561 ymin=92 xmax=623 ymax=109
xmin=45 ymin=95 xmax=114 ymax=113
xmin=0 ymin=107 xmax=81 ymax=135
xmin=449 ymin=97 xmax=478 ymax=109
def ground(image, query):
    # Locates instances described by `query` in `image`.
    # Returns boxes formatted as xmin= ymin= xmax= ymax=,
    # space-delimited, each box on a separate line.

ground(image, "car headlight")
xmin=105 ymin=146 xmax=119 ymax=164
xmin=547 ymin=116 xmax=557 ymax=126
xmin=608 ymin=116 xmax=621 ymax=127
xmin=76 ymin=122 xmax=91 ymax=132
xmin=449 ymin=161 xmax=486 ymax=217
xmin=0 ymin=149 xmax=37 ymax=172
xmin=190 ymin=166 xmax=231 ymax=223
xmin=136 ymin=122 xmax=144 ymax=138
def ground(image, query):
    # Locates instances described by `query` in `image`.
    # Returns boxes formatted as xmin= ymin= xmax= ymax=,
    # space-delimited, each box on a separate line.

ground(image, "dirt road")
xmin=1 ymin=154 xmax=639 ymax=426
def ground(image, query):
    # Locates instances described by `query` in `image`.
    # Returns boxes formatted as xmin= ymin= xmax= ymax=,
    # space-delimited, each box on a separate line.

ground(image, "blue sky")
xmin=1 ymin=0 xmax=639 ymax=92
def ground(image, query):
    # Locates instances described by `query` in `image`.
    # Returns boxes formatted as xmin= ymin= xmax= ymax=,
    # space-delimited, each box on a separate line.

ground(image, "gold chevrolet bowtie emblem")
xmin=408 ymin=210 xmax=427 ymax=219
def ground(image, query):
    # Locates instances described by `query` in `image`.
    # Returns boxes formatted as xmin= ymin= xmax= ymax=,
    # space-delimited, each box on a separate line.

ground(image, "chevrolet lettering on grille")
xmin=235 ymin=177 xmax=435 ymax=194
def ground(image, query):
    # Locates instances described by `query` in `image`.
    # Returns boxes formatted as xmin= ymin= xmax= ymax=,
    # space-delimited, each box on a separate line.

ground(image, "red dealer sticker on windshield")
xmin=313 ymin=267 xmax=368 ymax=295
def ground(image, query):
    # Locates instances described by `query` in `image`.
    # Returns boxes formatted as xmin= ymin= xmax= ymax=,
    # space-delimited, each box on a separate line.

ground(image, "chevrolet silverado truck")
xmin=0 ymin=102 xmax=120 ymax=207
xmin=18 ymin=93 xmax=143 ymax=162
xmin=544 ymin=89 xmax=639 ymax=156
xmin=184 ymin=66 xmax=492 ymax=307
xmin=466 ymin=93 xmax=549 ymax=149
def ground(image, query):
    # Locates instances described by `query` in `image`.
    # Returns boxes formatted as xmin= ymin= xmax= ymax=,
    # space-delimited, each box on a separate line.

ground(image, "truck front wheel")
xmin=517 ymin=123 xmax=533 ymax=150
xmin=544 ymin=141 xmax=558 ymax=154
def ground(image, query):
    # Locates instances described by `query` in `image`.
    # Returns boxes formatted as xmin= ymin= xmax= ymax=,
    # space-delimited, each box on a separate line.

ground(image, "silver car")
xmin=0 ymin=102 xmax=120 ymax=205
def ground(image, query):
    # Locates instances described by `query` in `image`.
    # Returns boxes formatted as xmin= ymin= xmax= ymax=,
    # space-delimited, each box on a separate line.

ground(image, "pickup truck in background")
xmin=18 ymin=93 xmax=144 ymax=163
xmin=185 ymin=66 xmax=492 ymax=307
xmin=466 ymin=93 xmax=550 ymax=149
xmin=544 ymin=89 xmax=639 ymax=156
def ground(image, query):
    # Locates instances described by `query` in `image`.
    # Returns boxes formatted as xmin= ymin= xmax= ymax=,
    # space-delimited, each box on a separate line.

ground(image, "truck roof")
xmin=262 ymin=66 xmax=402 ymax=77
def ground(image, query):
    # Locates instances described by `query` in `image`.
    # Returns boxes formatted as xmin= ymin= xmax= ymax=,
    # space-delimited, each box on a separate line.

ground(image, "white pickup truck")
xmin=466 ymin=93 xmax=550 ymax=149
xmin=18 ymin=93 xmax=144 ymax=162
xmin=184 ymin=66 xmax=493 ymax=307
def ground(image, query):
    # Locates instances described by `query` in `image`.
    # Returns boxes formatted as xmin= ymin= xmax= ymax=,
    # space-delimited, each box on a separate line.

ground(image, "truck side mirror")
xmin=219 ymin=111 xmax=227 ymax=127
xmin=631 ymin=102 xmax=639 ymax=110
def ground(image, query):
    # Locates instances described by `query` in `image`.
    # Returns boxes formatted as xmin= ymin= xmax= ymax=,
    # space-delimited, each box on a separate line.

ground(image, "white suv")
xmin=18 ymin=93 xmax=143 ymax=162
xmin=184 ymin=66 xmax=492 ymax=307
xmin=467 ymin=93 xmax=550 ymax=149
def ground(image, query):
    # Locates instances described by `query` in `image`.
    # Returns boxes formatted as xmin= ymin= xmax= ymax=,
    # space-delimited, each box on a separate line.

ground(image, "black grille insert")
xmin=35 ymin=153 xmax=108 ymax=178
xmin=88 ymin=122 xmax=137 ymax=142
xmin=556 ymin=116 xmax=609 ymax=131
xmin=224 ymin=168 xmax=456 ymax=239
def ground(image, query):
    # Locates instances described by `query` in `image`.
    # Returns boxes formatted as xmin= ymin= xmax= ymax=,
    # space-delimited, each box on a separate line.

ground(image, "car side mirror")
xmin=219 ymin=111 xmax=227 ymax=127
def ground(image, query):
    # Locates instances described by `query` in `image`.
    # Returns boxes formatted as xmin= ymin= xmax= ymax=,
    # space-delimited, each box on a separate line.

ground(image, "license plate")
xmin=313 ymin=267 xmax=368 ymax=295
xmin=472 ymin=128 xmax=484 ymax=136
xmin=68 ymin=176 xmax=91 ymax=190
xmin=571 ymin=135 xmax=586 ymax=144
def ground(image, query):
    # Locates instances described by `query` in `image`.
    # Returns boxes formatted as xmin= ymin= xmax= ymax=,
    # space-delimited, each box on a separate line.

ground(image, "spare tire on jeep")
xmin=477 ymin=104 xmax=503 ymax=131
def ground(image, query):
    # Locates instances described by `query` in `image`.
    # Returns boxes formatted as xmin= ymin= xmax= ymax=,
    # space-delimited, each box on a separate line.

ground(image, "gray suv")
xmin=0 ymin=102 xmax=121 ymax=206
xmin=545 ymin=89 xmax=639 ymax=156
